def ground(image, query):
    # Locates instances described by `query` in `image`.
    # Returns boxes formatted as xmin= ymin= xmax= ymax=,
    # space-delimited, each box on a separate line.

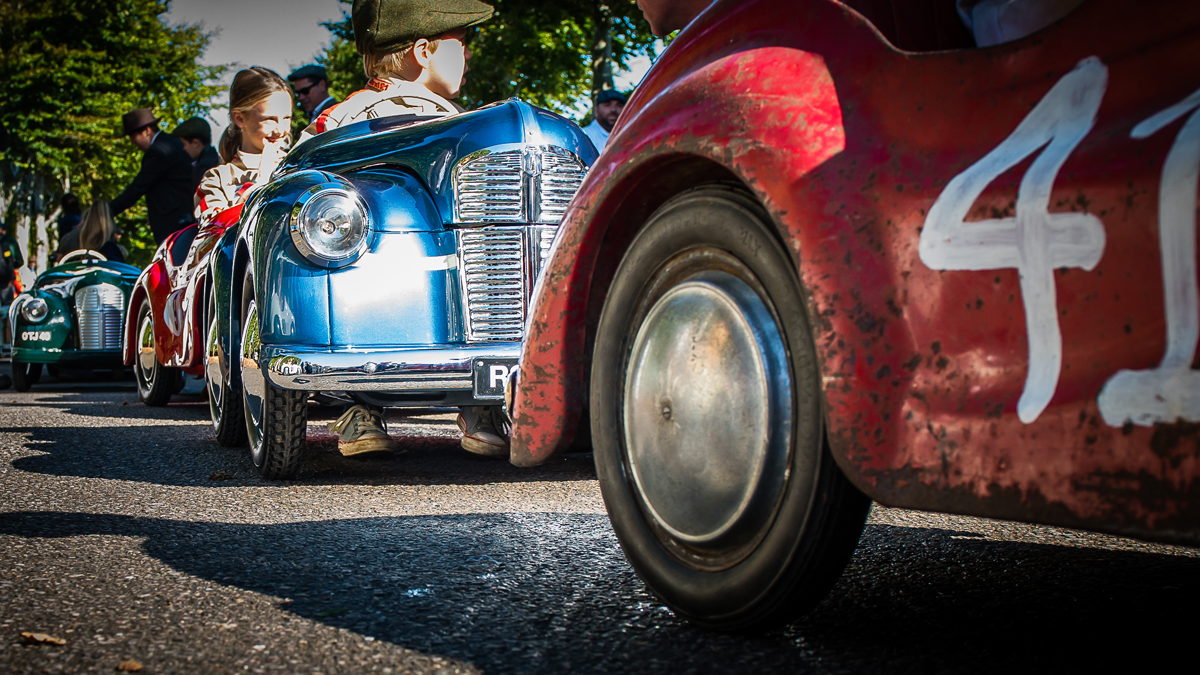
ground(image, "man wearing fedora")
xmin=110 ymin=108 xmax=196 ymax=245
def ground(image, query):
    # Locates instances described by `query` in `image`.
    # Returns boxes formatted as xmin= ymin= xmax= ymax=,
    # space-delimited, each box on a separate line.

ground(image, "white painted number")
xmin=920 ymin=57 xmax=1109 ymax=423
xmin=489 ymin=364 xmax=517 ymax=389
xmin=1098 ymin=88 xmax=1200 ymax=427
xmin=20 ymin=331 xmax=51 ymax=342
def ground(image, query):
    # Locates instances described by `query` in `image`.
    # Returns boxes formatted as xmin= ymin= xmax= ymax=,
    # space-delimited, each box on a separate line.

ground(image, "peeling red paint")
xmin=510 ymin=0 xmax=1200 ymax=544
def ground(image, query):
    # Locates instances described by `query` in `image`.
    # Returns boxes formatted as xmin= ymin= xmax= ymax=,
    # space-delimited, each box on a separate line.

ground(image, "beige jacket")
xmin=296 ymin=77 xmax=461 ymax=147
xmin=194 ymin=150 xmax=266 ymax=224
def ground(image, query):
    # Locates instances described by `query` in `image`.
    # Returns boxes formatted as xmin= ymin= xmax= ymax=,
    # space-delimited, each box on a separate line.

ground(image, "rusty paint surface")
xmin=123 ymin=204 xmax=242 ymax=377
xmin=510 ymin=0 xmax=1200 ymax=544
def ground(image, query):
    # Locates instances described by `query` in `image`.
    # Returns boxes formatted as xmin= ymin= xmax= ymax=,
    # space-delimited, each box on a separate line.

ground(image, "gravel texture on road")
xmin=1 ymin=373 xmax=1196 ymax=674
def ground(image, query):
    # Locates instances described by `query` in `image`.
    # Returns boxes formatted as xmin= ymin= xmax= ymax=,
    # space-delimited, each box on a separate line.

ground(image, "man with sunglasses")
xmin=296 ymin=0 xmax=492 ymax=147
xmin=288 ymin=65 xmax=339 ymax=122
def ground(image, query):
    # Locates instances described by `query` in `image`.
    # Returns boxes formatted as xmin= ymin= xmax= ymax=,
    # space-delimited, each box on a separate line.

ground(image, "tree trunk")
xmin=591 ymin=2 xmax=614 ymax=109
xmin=14 ymin=173 xmax=33 ymax=282
xmin=36 ymin=207 xmax=54 ymax=273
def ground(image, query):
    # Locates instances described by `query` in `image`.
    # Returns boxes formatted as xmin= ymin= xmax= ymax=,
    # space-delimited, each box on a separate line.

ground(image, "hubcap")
xmin=241 ymin=299 xmax=266 ymax=455
xmin=137 ymin=313 xmax=157 ymax=386
xmin=623 ymin=270 xmax=792 ymax=552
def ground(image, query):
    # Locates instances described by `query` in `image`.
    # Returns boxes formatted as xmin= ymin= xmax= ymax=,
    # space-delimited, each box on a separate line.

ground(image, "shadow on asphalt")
xmin=0 ymin=512 xmax=1194 ymax=673
xmin=3 ymin=395 xmax=596 ymax=486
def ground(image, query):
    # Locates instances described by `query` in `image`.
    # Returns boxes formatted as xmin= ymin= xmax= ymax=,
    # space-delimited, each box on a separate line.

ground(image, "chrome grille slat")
xmin=458 ymin=228 xmax=527 ymax=342
xmin=531 ymin=226 xmax=555 ymax=279
xmin=75 ymin=284 xmax=125 ymax=350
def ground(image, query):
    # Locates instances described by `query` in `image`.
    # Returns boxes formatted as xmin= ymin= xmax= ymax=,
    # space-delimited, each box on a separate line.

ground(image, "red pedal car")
xmin=507 ymin=0 xmax=1200 ymax=630
xmin=123 ymin=205 xmax=243 ymax=408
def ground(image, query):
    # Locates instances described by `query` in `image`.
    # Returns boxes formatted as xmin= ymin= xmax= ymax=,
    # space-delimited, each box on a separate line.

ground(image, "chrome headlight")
xmin=453 ymin=146 xmax=587 ymax=225
xmin=289 ymin=184 xmax=370 ymax=268
xmin=21 ymin=298 xmax=48 ymax=323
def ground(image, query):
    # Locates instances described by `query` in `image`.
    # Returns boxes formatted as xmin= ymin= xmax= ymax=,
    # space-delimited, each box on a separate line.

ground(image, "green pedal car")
xmin=7 ymin=250 xmax=139 ymax=391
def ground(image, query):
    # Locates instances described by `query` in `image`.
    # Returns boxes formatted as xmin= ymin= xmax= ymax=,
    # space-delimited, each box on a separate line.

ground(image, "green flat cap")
xmin=353 ymin=0 xmax=493 ymax=56
xmin=171 ymin=116 xmax=211 ymax=144
xmin=288 ymin=64 xmax=327 ymax=82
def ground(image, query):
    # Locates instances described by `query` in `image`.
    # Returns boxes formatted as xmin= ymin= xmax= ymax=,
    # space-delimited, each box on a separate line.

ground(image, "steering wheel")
xmin=58 ymin=249 xmax=108 ymax=264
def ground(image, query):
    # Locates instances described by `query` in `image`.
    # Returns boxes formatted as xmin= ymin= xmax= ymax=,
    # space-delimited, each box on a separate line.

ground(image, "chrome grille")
xmin=453 ymin=146 xmax=587 ymax=225
xmin=454 ymin=150 xmax=525 ymax=223
xmin=75 ymin=284 xmax=124 ymax=350
xmin=537 ymin=146 xmax=587 ymax=223
xmin=458 ymin=228 xmax=526 ymax=342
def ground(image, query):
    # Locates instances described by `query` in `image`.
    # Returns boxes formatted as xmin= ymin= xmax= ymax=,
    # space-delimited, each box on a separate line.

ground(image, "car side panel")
xmin=177 ymin=207 xmax=242 ymax=369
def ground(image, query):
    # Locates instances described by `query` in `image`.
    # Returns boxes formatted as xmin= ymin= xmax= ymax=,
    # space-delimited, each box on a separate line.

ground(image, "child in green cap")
xmin=305 ymin=0 xmax=512 ymax=458
xmin=297 ymin=0 xmax=493 ymax=146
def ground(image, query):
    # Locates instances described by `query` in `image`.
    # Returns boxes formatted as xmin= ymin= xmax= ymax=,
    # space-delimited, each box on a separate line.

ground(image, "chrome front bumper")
xmin=261 ymin=343 xmax=521 ymax=392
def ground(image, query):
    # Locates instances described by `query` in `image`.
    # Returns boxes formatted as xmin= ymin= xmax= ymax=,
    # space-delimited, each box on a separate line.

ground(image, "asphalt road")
xmin=1 ymin=367 xmax=1196 ymax=674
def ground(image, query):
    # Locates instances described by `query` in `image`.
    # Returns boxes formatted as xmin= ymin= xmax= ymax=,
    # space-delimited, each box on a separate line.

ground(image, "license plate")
xmin=472 ymin=358 xmax=518 ymax=400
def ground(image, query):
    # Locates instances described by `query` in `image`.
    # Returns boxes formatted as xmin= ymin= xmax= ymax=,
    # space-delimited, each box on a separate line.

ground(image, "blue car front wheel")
xmin=239 ymin=273 xmax=307 ymax=479
xmin=206 ymin=283 xmax=246 ymax=447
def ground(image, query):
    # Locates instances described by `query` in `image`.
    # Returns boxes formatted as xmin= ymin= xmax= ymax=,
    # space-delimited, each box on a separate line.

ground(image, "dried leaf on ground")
xmin=209 ymin=471 xmax=236 ymax=480
xmin=116 ymin=659 xmax=144 ymax=671
xmin=21 ymin=632 xmax=66 ymax=645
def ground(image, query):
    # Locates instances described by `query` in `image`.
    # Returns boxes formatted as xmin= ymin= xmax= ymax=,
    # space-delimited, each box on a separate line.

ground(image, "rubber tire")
xmin=206 ymin=284 xmax=247 ymax=447
xmin=240 ymin=273 xmax=306 ymax=479
xmin=10 ymin=358 xmax=41 ymax=392
xmin=591 ymin=185 xmax=871 ymax=633
xmin=134 ymin=298 xmax=180 ymax=406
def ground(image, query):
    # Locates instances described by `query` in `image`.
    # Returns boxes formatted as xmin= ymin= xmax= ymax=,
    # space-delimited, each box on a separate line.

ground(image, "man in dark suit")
xmin=110 ymin=108 xmax=196 ymax=244
xmin=171 ymin=116 xmax=220 ymax=195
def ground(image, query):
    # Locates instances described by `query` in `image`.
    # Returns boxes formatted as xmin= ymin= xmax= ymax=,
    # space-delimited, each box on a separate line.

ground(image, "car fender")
xmin=209 ymin=218 xmax=243 ymax=397
xmin=239 ymin=172 xmax=335 ymax=348
xmin=510 ymin=3 xmax=854 ymax=467
xmin=122 ymin=258 xmax=171 ymax=366
xmin=11 ymin=291 xmax=72 ymax=355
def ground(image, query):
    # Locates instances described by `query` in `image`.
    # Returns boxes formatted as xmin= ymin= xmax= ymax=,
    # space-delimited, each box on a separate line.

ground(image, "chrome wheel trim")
xmin=136 ymin=312 xmax=157 ymax=394
xmin=623 ymin=270 xmax=792 ymax=552
xmin=240 ymin=299 xmax=266 ymax=459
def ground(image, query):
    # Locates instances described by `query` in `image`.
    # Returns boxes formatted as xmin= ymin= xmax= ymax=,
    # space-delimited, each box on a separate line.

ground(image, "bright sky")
xmin=164 ymin=0 xmax=653 ymax=137
xmin=164 ymin=0 xmax=348 ymax=138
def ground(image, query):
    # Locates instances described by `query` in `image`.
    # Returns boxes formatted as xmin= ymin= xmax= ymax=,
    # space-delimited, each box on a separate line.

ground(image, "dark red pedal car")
xmin=507 ymin=0 xmax=1200 ymax=630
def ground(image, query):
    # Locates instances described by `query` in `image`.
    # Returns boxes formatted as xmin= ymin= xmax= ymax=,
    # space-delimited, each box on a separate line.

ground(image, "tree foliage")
xmin=0 ymin=0 xmax=225 ymax=269
xmin=317 ymin=0 xmax=658 ymax=120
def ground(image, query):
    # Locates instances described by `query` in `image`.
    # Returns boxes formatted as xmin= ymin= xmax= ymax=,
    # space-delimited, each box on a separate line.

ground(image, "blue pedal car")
xmin=205 ymin=99 xmax=596 ymax=478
